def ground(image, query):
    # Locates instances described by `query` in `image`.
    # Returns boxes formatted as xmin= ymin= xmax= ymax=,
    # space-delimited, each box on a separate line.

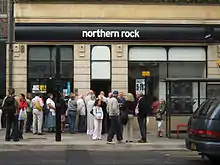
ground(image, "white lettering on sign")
xmin=82 ymin=29 xmax=140 ymax=38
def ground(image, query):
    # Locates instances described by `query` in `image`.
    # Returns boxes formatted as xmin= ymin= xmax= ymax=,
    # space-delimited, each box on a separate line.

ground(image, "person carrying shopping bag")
xmin=92 ymin=100 xmax=104 ymax=140
xmin=155 ymin=99 xmax=166 ymax=137
xmin=18 ymin=94 xmax=28 ymax=139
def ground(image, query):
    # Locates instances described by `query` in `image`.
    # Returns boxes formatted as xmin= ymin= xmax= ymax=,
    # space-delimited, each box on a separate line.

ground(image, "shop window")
xmin=128 ymin=62 xmax=166 ymax=101
xmin=168 ymin=47 xmax=206 ymax=61
xmin=28 ymin=45 xmax=73 ymax=93
xmin=28 ymin=61 xmax=51 ymax=78
xmin=207 ymin=84 xmax=220 ymax=98
xmin=92 ymin=62 xmax=110 ymax=79
xmin=168 ymin=62 xmax=206 ymax=114
xmin=29 ymin=47 xmax=50 ymax=61
xmin=91 ymin=45 xmax=111 ymax=80
xmin=61 ymin=61 xmax=73 ymax=78
xmin=60 ymin=46 xmax=73 ymax=78
xmin=129 ymin=47 xmax=167 ymax=61
xmin=91 ymin=46 xmax=110 ymax=61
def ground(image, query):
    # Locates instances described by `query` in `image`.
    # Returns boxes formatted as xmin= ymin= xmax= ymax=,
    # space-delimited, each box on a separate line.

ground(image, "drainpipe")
xmin=8 ymin=0 xmax=14 ymax=89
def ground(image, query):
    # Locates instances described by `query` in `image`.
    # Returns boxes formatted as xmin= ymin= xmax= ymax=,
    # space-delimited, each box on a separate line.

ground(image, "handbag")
xmin=90 ymin=109 xmax=94 ymax=116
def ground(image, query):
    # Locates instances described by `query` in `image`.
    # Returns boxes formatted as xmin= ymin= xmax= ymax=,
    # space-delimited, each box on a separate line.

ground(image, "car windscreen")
xmin=208 ymin=103 xmax=220 ymax=119
xmin=194 ymin=99 xmax=219 ymax=118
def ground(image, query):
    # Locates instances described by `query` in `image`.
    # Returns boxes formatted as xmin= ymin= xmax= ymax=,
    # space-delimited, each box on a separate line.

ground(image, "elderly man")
xmin=135 ymin=92 xmax=148 ymax=143
xmin=77 ymin=95 xmax=86 ymax=133
xmin=85 ymin=90 xmax=94 ymax=103
xmin=107 ymin=90 xmax=122 ymax=144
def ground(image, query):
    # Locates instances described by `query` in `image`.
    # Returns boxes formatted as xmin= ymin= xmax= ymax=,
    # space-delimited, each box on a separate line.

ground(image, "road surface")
xmin=0 ymin=150 xmax=211 ymax=165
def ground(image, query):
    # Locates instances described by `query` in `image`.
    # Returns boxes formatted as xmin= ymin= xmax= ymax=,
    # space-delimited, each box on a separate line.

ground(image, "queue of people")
xmin=2 ymin=87 xmax=166 ymax=143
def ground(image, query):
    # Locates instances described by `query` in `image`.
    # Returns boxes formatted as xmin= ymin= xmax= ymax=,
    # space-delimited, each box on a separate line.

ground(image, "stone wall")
xmin=207 ymin=45 xmax=220 ymax=80
xmin=6 ymin=44 xmax=27 ymax=95
xmin=111 ymin=45 xmax=128 ymax=94
xmin=15 ymin=3 xmax=220 ymax=24
xmin=73 ymin=44 xmax=91 ymax=95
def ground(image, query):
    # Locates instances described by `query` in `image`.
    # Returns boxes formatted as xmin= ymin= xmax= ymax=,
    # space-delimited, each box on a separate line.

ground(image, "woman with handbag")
xmin=122 ymin=93 xmax=136 ymax=143
xmin=18 ymin=94 xmax=28 ymax=139
xmin=92 ymin=100 xmax=104 ymax=140
xmin=152 ymin=97 xmax=166 ymax=137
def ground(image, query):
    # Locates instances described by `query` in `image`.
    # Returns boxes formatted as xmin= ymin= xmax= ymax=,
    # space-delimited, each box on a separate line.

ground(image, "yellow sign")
xmin=142 ymin=71 xmax=151 ymax=77
xmin=39 ymin=85 xmax=47 ymax=91
xmin=217 ymin=60 xmax=220 ymax=67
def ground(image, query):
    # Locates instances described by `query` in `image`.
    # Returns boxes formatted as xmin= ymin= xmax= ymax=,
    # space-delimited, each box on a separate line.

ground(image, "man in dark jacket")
xmin=136 ymin=92 xmax=149 ymax=143
xmin=2 ymin=88 xmax=19 ymax=141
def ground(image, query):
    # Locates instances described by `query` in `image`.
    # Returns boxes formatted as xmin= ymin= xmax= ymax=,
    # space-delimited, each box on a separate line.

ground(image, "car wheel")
xmin=207 ymin=155 xmax=220 ymax=163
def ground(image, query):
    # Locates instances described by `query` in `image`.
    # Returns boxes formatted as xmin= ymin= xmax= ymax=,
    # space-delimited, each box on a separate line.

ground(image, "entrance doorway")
xmin=91 ymin=80 xmax=111 ymax=97
xmin=128 ymin=62 xmax=161 ymax=99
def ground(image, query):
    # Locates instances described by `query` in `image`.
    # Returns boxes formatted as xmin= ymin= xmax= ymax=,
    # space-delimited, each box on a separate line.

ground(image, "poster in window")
xmin=39 ymin=85 xmax=47 ymax=93
xmin=135 ymin=79 xmax=145 ymax=95
xmin=32 ymin=85 xmax=39 ymax=93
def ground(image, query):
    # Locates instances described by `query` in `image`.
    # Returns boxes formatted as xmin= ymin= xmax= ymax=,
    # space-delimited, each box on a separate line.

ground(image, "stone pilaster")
xmin=74 ymin=44 xmax=90 ymax=95
xmin=6 ymin=44 xmax=27 ymax=95
xmin=207 ymin=45 xmax=220 ymax=81
xmin=111 ymin=44 xmax=128 ymax=94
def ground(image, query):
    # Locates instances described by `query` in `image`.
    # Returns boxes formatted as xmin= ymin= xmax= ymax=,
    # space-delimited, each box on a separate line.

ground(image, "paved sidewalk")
xmin=0 ymin=129 xmax=186 ymax=151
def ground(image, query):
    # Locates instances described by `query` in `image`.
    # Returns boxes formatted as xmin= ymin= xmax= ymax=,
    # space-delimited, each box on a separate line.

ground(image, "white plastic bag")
xmin=18 ymin=109 xmax=27 ymax=121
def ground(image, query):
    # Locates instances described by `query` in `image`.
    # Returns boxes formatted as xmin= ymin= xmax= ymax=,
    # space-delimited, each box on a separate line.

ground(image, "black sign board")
xmin=15 ymin=23 xmax=220 ymax=42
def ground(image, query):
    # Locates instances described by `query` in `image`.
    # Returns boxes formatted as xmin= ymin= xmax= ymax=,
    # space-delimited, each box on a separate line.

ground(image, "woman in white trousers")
xmin=155 ymin=99 xmax=166 ymax=137
xmin=86 ymin=95 xmax=96 ymax=135
xmin=92 ymin=100 xmax=103 ymax=140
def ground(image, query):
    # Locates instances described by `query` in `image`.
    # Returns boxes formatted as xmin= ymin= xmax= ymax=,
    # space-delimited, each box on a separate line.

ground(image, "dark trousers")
xmin=5 ymin=114 xmax=19 ymax=141
xmin=106 ymin=114 xmax=111 ymax=133
xmin=102 ymin=112 xmax=107 ymax=134
xmin=18 ymin=120 xmax=24 ymax=138
xmin=78 ymin=115 xmax=86 ymax=133
xmin=26 ymin=111 xmax=32 ymax=132
xmin=138 ymin=116 xmax=147 ymax=141
xmin=107 ymin=116 xmax=122 ymax=142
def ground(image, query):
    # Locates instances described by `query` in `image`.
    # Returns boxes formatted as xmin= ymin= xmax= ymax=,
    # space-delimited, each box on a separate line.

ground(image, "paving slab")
xmin=0 ymin=129 xmax=186 ymax=151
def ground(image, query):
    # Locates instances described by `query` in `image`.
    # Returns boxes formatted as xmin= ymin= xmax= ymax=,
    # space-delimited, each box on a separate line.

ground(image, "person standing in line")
xmin=46 ymin=93 xmax=56 ymax=133
xmin=117 ymin=92 xmax=126 ymax=132
xmin=2 ymin=88 xmax=19 ymax=141
xmin=86 ymin=94 xmax=96 ymax=135
xmin=85 ymin=90 xmax=94 ymax=103
xmin=94 ymin=95 xmax=107 ymax=134
xmin=100 ymin=91 xmax=107 ymax=103
xmin=135 ymin=92 xmax=148 ymax=143
xmin=18 ymin=94 xmax=28 ymax=139
xmin=77 ymin=95 xmax=86 ymax=133
xmin=25 ymin=93 xmax=32 ymax=133
xmin=154 ymin=99 xmax=166 ymax=137
xmin=31 ymin=93 xmax=44 ymax=135
xmin=107 ymin=90 xmax=123 ymax=144
xmin=67 ymin=93 xmax=78 ymax=134
xmin=92 ymin=100 xmax=104 ymax=140
xmin=60 ymin=93 xmax=67 ymax=133
xmin=106 ymin=92 xmax=112 ymax=133
xmin=122 ymin=93 xmax=136 ymax=143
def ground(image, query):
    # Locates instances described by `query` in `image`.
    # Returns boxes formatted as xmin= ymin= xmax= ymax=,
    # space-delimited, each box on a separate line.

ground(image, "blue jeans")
xmin=138 ymin=116 xmax=147 ymax=141
xmin=68 ymin=111 xmax=77 ymax=133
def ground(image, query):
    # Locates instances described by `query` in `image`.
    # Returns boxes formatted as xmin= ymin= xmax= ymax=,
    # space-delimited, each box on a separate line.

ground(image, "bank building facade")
xmin=6 ymin=0 xmax=220 ymax=131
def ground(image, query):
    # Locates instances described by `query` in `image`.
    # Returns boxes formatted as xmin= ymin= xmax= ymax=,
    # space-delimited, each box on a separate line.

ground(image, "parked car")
xmin=185 ymin=98 xmax=220 ymax=162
